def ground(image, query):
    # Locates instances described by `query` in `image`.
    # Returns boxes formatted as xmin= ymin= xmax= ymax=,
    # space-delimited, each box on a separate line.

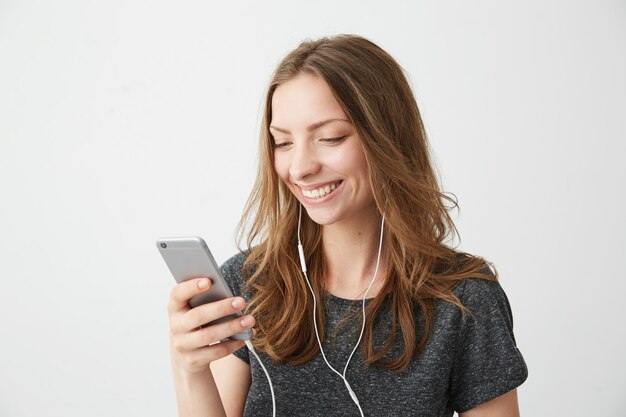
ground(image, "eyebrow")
xmin=269 ymin=118 xmax=350 ymax=134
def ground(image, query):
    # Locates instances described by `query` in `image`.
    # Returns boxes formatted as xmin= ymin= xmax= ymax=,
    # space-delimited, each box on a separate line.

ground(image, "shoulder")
xmin=451 ymin=267 xmax=516 ymax=335
xmin=447 ymin=268 xmax=528 ymax=411
xmin=219 ymin=251 xmax=249 ymax=298
xmin=431 ymin=265 xmax=516 ymax=347
xmin=219 ymin=251 xmax=248 ymax=276
xmin=454 ymin=272 xmax=507 ymax=306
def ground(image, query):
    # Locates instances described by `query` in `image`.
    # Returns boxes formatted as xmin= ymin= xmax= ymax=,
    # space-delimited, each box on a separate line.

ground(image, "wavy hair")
xmin=237 ymin=34 xmax=497 ymax=371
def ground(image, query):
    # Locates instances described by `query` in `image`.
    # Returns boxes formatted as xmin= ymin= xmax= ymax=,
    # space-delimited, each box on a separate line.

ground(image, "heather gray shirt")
xmin=220 ymin=253 xmax=528 ymax=416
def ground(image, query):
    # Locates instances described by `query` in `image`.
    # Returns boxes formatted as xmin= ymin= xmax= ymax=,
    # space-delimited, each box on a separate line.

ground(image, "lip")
xmin=296 ymin=180 xmax=342 ymax=191
xmin=295 ymin=180 xmax=343 ymax=203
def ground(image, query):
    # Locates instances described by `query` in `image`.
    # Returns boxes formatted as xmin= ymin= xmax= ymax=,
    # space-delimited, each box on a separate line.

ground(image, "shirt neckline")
xmin=324 ymin=291 xmax=376 ymax=305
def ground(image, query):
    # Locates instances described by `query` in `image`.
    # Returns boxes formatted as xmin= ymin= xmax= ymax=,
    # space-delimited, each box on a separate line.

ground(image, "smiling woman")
xmin=166 ymin=34 xmax=528 ymax=417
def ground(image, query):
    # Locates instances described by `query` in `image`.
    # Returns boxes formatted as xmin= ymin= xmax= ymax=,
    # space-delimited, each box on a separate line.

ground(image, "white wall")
xmin=1 ymin=0 xmax=624 ymax=415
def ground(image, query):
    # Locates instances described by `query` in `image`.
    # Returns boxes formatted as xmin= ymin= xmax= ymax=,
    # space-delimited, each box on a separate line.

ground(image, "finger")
xmin=180 ymin=296 xmax=247 ymax=332
xmin=168 ymin=278 xmax=212 ymax=313
xmin=181 ymin=315 xmax=255 ymax=349
xmin=179 ymin=339 xmax=246 ymax=372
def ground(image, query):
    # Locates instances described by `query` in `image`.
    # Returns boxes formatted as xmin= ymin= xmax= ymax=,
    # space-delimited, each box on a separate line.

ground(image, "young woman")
xmin=167 ymin=35 xmax=528 ymax=417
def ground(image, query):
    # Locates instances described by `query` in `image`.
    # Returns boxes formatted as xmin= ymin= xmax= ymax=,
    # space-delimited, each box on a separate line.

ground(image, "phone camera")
xmin=160 ymin=243 xmax=167 ymax=248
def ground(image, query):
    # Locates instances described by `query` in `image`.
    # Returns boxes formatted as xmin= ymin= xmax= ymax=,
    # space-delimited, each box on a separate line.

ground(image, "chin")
xmin=302 ymin=207 xmax=342 ymax=226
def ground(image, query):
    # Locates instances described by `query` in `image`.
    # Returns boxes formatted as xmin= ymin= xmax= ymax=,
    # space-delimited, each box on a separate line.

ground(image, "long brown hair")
xmin=237 ymin=34 xmax=497 ymax=371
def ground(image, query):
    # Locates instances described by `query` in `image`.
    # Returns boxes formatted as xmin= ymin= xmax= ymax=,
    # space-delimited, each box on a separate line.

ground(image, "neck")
xmin=321 ymin=212 xmax=387 ymax=300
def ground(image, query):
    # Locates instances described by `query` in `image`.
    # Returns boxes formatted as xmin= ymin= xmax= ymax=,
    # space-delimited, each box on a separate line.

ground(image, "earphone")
xmin=245 ymin=204 xmax=385 ymax=417
xmin=296 ymin=204 xmax=385 ymax=417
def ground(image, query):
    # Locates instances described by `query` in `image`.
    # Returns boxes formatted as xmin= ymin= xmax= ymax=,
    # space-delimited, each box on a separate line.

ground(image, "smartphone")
xmin=156 ymin=236 xmax=252 ymax=341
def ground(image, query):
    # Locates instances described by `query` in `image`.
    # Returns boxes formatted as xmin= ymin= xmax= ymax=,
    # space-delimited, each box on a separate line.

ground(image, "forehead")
xmin=270 ymin=73 xmax=347 ymax=128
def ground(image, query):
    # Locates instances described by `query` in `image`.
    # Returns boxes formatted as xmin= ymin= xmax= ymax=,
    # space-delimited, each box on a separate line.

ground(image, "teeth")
xmin=302 ymin=182 xmax=339 ymax=199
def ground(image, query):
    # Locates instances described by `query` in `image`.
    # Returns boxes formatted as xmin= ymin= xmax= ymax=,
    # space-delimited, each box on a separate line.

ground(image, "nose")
xmin=289 ymin=141 xmax=321 ymax=182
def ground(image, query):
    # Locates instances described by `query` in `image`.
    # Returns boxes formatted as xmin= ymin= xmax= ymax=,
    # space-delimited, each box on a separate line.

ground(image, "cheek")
xmin=273 ymin=154 xmax=289 ymax=182
xmin=325 ymin=146 xmax=360 ymax=173
xmin=336 ymin=146 xmax=369 ymax=179
xmin=345 ymin=151 xmax=372 ymax=197
xmin=356 ymin=157 xmax=370 ymax=179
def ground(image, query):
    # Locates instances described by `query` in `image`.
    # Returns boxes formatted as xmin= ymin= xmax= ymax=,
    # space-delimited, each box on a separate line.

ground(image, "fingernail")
xmin=240 ymin=316 xmax=254 ymax=327
xmin=197 ymin=278 xmax=209 ymax=289
xmin=232 ymin=298 xmax=245 ymax=308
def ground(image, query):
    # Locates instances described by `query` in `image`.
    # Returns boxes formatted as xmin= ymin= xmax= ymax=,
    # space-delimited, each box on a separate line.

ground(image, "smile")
xmin=300 ymin=181 xmax=343 ymax=199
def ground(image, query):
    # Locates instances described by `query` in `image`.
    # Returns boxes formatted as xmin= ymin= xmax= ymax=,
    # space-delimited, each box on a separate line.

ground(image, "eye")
xmin=320 ymin=136 xmax=347 ymax=144
xmin=273 ymin=141 xmax=291 ymax=149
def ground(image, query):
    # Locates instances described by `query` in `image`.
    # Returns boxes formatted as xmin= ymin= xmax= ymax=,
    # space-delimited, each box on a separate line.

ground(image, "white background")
xmin=1 ymin=0 xmax=625 ymax=416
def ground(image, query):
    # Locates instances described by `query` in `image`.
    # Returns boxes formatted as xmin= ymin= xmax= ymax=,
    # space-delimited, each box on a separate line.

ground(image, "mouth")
xmin=298 ymin=180 xmax=343 ymax=200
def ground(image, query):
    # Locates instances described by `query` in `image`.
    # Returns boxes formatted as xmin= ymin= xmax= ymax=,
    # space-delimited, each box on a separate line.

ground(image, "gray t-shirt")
xmin=220 ymin=252 xmax=528 ymax=416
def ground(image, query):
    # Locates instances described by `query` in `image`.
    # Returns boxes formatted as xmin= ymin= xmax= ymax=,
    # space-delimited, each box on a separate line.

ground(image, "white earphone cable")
xmin=297 ymin=204 xmax=385 ymax=417
xmin=246 ymin=205 xmax=384 ymax=417
xmin=244 ymin=340 xmax=276 ymax=417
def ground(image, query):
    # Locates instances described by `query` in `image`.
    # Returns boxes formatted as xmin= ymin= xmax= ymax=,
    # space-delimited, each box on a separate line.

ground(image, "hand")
xmin=167 ymin=278 xmax=255 ymax=374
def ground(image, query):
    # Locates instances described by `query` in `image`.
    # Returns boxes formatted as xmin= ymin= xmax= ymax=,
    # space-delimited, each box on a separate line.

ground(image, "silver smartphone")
xmin=156 ymin=236 xmax=252 ymax=341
